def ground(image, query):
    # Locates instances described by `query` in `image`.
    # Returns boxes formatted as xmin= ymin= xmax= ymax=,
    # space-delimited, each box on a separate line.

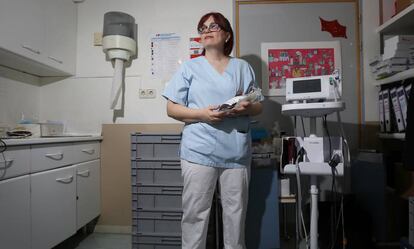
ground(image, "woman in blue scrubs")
xmin=162 ymin=12 xmax=263 ymax=249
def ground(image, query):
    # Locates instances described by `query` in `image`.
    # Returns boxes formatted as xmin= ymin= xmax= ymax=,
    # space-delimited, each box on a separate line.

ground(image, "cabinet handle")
xmin=77 ymin=170 xmax=90 ymax=177
xmin=161 ymin=187 xmax=182 ymax=193
xmin=81 ymin=148 xmax=95 ymax=154
xmin=48 ymin=56 xmax=63 ymax=64
xmin=45 ymin=152 xmax=64 ymax=160
xmin=161 ymin=238 xmax=181 ymax=243
xmin=0 ymin=159 xmax=14 ymax=169
xmin=56 ymin=175 xmax=74 ymax=184
xmin=161 ymin=213 xmax=182 ymax=218
xmin=21 ymin=44 xmax=41 ymax=54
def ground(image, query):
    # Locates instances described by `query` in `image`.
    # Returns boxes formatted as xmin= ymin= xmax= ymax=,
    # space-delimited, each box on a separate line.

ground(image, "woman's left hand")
xmin=227 ymin=101 xmax=251 ymax=117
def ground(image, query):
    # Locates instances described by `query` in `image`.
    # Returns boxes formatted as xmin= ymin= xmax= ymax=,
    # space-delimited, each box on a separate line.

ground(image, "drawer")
xmin=132 ymin=134 xmax=181 ymax=144
xmin=0 ymin=145 xmax=30 ymax=180
xmin=133 ymin=194 xmax=182 ymax=210
xmin=72 ymin=142 xmax=100 ymax=163
xmin=132 ymin=233 xmax=181 ymax=246
xmin=132 ymin=143 xmax=180 ymax=159
xmin=31 ymin=143 xmax=74 ymax=172
xmin=132 ymin=160 xmax=181 ymax=170
xmin=132 ymin=210 xmax=182 ymax=220
xmin=132 ymin=244 xmax=181 ymax=249
xmin=132 ymin=185 xmax=183 ymax=195
xmin=132 ymin=219 xmax=181 ymax=234
xmin=132 ymin=168 xmax=182 ymax=185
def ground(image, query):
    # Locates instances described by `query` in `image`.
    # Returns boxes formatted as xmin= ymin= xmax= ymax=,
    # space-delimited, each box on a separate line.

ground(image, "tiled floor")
xmin=75 ymin=233 xmax=131 ymax=249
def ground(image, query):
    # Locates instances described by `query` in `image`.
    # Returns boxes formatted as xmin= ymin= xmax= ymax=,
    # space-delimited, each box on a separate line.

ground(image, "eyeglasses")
xmin=198 ymin=23 xmax=221 ymax=34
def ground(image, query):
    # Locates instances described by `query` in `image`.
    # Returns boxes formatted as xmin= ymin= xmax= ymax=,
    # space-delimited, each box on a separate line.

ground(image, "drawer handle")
xmin=0 ymin=159 xmax=14 ymax=169
xmin=161 ymin=162 xmax=180 ymax=168
xmin=161 ymin=213 xmax=182 ymax=218
xmin=161 ymin=187 xmax=182 ymax=192
xmin=45 ymin=152 xmax=64 ymax=160
xmin=56 ymin=175 xmax=74 ymax=184
xmin=161 ymin=238 xmax=181 ymax=243
xmin=81 ymin=148 xmax=95 ymax=154
xmin=161 ymin=136 xmax=181 ymax=141
xmin=77 ymin=170 xmax=90 ymax=177
xmin=48 ymin=56 xmax=63 ymax=64
xmin=21 ymin=44 xmax=41 ymax=54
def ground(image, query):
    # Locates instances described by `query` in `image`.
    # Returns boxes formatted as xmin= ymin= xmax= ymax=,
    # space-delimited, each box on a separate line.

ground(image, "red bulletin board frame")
xmin=261 ymin=41 xmax=342 ymax=96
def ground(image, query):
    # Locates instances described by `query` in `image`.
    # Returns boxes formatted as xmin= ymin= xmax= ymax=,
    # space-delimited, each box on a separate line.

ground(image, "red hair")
xmin=197 ymin=12 xmax=234 ymax=56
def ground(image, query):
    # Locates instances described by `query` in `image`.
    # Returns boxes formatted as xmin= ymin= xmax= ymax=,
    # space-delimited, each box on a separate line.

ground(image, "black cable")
xmin=300 ymin=116 xmax=306 ymax=137
xmin=0 ymin=138 xmax=6 ymax=153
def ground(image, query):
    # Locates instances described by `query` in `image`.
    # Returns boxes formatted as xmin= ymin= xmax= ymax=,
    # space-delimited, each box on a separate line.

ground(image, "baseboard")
xmin=94 ymin=225 xmax=132 ymax=234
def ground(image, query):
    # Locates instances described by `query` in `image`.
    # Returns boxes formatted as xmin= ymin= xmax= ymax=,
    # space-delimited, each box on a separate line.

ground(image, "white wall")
xmin=0 ymin=66 xmax=40 ymax=128
xmin=362 ymin=0 xmax=381 ymax=122
xmin=39 ymin=0 xmax=234 ymax=134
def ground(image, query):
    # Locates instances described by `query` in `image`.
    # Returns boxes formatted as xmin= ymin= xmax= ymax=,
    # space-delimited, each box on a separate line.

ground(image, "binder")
xmin=390 ymin=87 xmax=405 ymax=132
xmin=406 ymin=84 xmax=412 ymax=100
xmin=383 ymin=89 xmax=392 ymax=133
xmin=397 ymin=86 xmax=408 ymax=128
xmin=379 ymin=90 xmax=385 ymax=132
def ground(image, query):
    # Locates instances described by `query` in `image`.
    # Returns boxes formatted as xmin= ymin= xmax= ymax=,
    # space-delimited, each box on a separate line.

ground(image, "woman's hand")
xmin=227 ymin=101 xmax=251 ymax=117
xmin=199 ymin=105 xmax=227 ymax=124
xmin=228 ymin=101 xmax=263 ymax=117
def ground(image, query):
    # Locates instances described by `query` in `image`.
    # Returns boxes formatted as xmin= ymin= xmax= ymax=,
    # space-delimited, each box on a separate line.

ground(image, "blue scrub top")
xmin=162 ymin=56 xmax=259 ymax=168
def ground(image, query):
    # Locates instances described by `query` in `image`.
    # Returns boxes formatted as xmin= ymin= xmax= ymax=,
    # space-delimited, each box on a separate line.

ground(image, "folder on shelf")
xmin=383 ymin=89 xmax=392 ymax=133
xmin=390 ymin=87 xmax=405 ymax=132
xmin=379 ymin=90 xmax=385 ymax=133
xmin=406 ymin=84 xmax=412 ymax=100
xmin=397 ymin=86 xmax=408 ymax=128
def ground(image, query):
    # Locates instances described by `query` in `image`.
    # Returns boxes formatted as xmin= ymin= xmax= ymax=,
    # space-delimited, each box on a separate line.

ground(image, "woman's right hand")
xmin=199 ymin=105 xmax=227 ymax=124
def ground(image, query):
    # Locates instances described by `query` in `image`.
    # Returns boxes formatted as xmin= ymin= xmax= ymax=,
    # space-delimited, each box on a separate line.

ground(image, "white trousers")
xmin=181 ymin=160 xmax=250 ymax=249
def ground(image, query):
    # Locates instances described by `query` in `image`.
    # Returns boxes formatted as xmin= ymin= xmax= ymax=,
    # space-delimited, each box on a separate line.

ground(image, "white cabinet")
xmin=0 ymin=0 xmax=45 ymax=60
xmin=0 ymin=175 xmax=31 ymax=249
xmin=44 ymin=0 xmax=77 ymax=74
xmin=31 ymin=165 xmax=77 ymax=249
xmin=0 ymin=0 xmax=77 ymax=76
xmin=76 ymin=159 xmax=101 ymax=229
xmin=0 ymin=145 xmax=30 ymax=180
xmin=31 ymin=143 xmax=74 ymax=173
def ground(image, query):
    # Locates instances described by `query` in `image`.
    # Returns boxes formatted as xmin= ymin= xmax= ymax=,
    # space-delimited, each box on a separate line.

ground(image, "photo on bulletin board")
xmin=260 ymin=41 xmax=341 ymax=96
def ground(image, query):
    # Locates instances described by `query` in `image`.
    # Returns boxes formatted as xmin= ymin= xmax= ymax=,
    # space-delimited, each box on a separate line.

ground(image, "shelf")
xmin=373 ymin=68 xmax=414 ymax=86
xmin=376 ymin=4 xmax=414 ymax=34
xmin=281 ymin=101 xmax=345 ymax=117
xmin=378 ymin=132 xmax=405 ymax=140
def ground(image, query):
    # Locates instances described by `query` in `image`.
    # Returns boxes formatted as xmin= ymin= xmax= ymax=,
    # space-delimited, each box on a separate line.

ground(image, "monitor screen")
xmin=292 ymin=79 xmax=322 ymax=94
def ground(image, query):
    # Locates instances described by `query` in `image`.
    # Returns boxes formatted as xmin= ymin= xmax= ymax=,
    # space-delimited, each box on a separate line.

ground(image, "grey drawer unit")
xmin=132 ymin=233 xmax=181 ymax=249
xmin=132 ymin=194 xmax=182 ymax=210
xmin=131 ymin=133 xmax=182 ymax=249
xmin=131 ymin=159 xmax=181 ymax=185
xmin=131 ymin=134 xmax=181 ymax=160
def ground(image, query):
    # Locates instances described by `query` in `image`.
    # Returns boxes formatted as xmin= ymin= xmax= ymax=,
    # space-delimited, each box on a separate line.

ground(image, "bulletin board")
xmin=261 ymin=41 xmax=341 ymax=96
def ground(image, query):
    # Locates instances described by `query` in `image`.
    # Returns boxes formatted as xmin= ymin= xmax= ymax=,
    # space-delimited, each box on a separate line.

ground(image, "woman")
xmin=162 ymin=12 xmax=263 ymax=249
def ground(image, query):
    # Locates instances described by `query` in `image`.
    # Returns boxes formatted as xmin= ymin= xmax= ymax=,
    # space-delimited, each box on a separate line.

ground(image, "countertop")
xmin=1 ymin=136 xmax=103 ymax=146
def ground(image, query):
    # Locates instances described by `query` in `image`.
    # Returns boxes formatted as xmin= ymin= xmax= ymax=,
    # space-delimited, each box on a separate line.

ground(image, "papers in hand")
xmin=217 ymin=86 xmax=264 ymax=112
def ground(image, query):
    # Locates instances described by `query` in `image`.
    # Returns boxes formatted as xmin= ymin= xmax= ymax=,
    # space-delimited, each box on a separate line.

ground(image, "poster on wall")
xmin=189 ymin=37 xmax=203 ymax=59
xmin=151 ymin=33 xmax=181 ymax=81
xmin=260 ymin=41 xmax=341 ymax=96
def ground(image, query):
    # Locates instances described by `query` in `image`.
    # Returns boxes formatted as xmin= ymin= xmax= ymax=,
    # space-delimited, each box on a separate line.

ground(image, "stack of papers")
xmin=370 ymin=36 xmax=414 ymax=79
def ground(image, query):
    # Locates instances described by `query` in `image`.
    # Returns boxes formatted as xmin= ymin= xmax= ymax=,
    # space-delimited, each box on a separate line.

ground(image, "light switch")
xmin=93 ymin=32 xmax=103 ymax=46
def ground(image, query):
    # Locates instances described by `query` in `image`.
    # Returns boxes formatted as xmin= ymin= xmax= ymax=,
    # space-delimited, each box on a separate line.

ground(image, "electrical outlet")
xmin=139 ymin=89 xmax=156 ymax=99
xmin=93 ymin=32 xmax=103 ymax=46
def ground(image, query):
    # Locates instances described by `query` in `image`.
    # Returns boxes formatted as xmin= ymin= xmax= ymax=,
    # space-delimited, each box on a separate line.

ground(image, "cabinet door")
xmin=0 ymin=175 xmax=30 ymax=249
xmin=43 ymin=0 xmax=77 ymax=74
xmin=0 ymin=0 xmax=45 ymax=60
xmin=31 ymin=165 xmax=77 ymax=249
xmin=76 ymin=159 xmax=101 ymax=229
